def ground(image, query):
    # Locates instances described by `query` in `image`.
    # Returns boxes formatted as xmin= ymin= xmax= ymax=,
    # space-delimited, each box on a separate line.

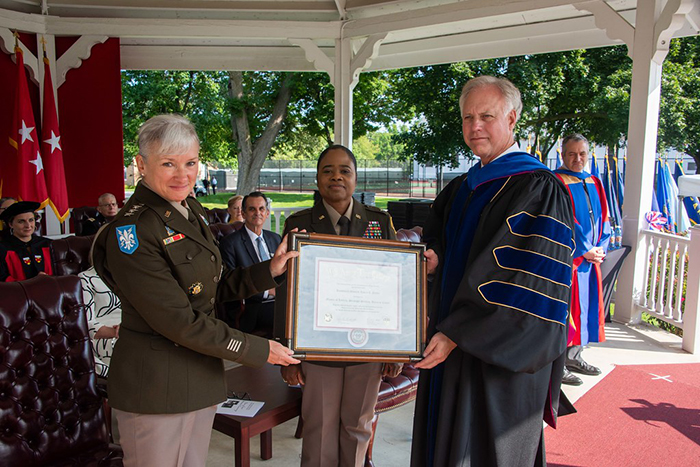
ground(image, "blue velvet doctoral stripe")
xmin=466 ymin=151 xmax=548 ymax=190
xmin=507 ymin=212 xmax=575 ymax=251
xmin=478 ymin=281 xmax=569 ymax=325
xmin=493 ymin=246 xmax=571 ymax=287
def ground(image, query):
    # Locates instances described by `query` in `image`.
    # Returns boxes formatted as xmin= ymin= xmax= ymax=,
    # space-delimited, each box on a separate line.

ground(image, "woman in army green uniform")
xmin=92 ymin=114 xmax=299 ymax=467
xmin=275 ymin=145 xmax=402 ymax=467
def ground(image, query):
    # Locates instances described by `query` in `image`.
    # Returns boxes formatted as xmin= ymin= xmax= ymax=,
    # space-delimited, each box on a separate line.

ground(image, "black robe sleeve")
xmin=435 ymin=171 xmax=574 ymax=374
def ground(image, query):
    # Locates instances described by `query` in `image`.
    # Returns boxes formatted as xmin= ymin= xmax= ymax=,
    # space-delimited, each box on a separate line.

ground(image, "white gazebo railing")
xmin=263 ymin=207 xmax=306 ymax=236
xmin=637 ymin=226 xmax=700 ymax=354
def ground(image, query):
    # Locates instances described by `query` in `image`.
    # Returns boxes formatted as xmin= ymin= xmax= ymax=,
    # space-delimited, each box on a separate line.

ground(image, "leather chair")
xmin=0 ymin=275 xmax=122 ymax=466
xmin=365 ymin=365 xmax=420 ymax=467
xmin=50 ymin=235 xmax=96 ymax=276
xmin=204 ymin=207 xmax=230 ymax=225
xmin=71 ymin=206 xmax=99 ymax=236
xmin=396 ymin=225 xmax=423 ymax=243
xmin=208 ymin=221 xmax=243 ymax=244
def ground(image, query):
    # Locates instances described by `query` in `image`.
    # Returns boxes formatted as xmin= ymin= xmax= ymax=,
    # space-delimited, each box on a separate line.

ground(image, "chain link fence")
xmin=257 ymin=159 xmax=429 ymax=197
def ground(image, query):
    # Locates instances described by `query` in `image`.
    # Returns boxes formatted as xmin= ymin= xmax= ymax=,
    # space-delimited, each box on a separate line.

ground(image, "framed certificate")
xmin=285 ymin=232 xmax=427 ymax=362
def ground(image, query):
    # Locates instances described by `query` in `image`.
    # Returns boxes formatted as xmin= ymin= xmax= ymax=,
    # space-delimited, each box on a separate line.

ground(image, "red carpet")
xmin=545 ymin=363 xmax=700 ymax=466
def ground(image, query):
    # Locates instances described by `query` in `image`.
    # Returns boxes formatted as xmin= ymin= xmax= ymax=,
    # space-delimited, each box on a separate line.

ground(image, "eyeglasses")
xmin=99 ymin=202 xmax=118 ymax=208
xmin=226 ymin=391 xmax=250 ymax=400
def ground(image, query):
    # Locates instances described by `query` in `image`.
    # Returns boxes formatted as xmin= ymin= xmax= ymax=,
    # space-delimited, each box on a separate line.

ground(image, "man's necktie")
xmin=256 ymin=236 xmax=270 ymax=261
xmin=337 ymin=216 xmax=350 ymax=236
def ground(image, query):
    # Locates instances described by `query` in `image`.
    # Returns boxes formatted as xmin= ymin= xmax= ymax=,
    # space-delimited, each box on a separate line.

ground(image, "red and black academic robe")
xmin=555 ymin=169 xmax=611 ymax=346
xmin=0 ymin=235 xmax=53 ymax=282
xmin=411 ymin=153 xmax=575 ymax=467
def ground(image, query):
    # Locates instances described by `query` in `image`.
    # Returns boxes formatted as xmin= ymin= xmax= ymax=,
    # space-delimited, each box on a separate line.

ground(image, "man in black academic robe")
xmin=410 ymin=76 xmax=575 ymax=467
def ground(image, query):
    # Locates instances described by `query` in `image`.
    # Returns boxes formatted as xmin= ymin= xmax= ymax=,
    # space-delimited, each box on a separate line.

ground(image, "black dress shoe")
xmin=562 ymin=367 xmax=583 ymax=386
xmin=567 ymin=360 xmax=602 ymax=376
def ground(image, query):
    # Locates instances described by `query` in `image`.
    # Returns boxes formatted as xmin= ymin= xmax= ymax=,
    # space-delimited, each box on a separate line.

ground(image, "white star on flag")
xmin=29 ymin=151 xmax=44 ymax=175
xmin=19 ymin=120 xmax=34 ymax=144
xmin=43 ymin=131 xmax=61 ymax=153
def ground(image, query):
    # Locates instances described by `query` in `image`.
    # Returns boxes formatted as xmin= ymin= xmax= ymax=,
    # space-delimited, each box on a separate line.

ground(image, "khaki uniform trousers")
xmin=300 ymin=361 xmax=383 ymax=467
xmin=114 ymin=405 xmax=217 ymax=467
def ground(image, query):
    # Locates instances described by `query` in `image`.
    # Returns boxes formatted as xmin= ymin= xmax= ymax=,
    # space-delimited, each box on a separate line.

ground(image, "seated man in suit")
xmin=219 ymin=192 xmax=281 ymax=336
xmin=80 ymin=193 xmax=119 ymax=236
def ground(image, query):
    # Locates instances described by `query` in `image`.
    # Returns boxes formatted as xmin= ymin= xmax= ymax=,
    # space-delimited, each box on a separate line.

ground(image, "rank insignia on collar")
xmin=199 ymin=214 xmax=209 ymax=226
xmin=165 ymin=210 xmax=171 ymax=218
xmin=318 ymin=215 xmax=325 ymax=220
xmin=34 ymin=255 xmax=42 ymax=263
xmin=355 ymin=213 xmax=362 ymax=219
xmin=23 ymin=257 xmax=31 ymax=265
xmin=163 ymin=233 xmax=185 ymax=245
xmin=165 ymin=226 xmax=175 ymax=236
xmin=116 ymin=225 xmax=139 ymax=254
xmin=189 ymin=282 xmax=203 ymax=295
xmin=362 ymin=221 xmax=382 ymax=239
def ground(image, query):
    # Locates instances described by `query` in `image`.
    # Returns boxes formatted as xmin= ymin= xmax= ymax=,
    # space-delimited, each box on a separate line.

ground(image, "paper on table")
xmin=216 ymin=399 xmax=265 ymax=417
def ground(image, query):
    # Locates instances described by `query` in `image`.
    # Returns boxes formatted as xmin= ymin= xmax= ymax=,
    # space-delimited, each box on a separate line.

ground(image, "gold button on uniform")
xmin=210 ymin=255 xmax=216 ymax=262
xmin=213 ymin=276 xmax=219 ymax=283
xmin=210 ymin=298 xmax=215 ymax=304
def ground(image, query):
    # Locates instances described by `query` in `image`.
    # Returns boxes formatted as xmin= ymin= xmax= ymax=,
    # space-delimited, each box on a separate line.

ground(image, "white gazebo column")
xmin=334 ymin=37 xmax=353 ymax=147
xmin=614 ymin=0 xmax=694 ymax=323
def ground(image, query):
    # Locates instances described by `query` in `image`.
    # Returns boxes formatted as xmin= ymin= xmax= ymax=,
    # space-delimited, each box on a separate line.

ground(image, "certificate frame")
xmin=285 ymin=232 xmax=427 ymax=363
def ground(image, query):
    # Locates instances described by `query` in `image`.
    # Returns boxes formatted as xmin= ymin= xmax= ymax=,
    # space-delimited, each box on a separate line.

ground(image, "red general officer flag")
xmin=41 ymin=50 xmax=69 ymax=222
xmin=7 ymin=46 xmax=48 ymax=207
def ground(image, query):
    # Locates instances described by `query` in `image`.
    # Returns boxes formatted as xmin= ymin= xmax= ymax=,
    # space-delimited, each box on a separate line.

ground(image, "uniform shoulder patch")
xmin=116 ymin=224 xmax=139 ymax=254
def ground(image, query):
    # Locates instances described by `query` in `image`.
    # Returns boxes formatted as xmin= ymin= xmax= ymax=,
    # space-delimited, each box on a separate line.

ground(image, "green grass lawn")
xmin=199 ymin=192 xmax=400 ymax=210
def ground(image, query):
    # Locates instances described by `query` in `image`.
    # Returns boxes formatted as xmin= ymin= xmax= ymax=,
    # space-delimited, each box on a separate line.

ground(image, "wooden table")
xmin=212 ymin=364 xmax=302 ymax=467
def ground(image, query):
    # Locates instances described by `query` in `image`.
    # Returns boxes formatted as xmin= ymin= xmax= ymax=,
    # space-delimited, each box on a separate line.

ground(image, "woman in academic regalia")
xmin=0 ymin=201 xmax=53 ymax=282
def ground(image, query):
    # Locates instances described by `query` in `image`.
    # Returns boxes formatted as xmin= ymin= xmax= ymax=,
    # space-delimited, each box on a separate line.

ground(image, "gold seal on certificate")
xmin=285 ymin=232 xmax=428 ymax=363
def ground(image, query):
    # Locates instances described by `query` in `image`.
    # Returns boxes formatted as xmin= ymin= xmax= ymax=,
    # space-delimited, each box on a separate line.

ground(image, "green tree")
xmin=122 ymin=71 xmax=233 ymax=167
xmin=388 ymin=49 xmax=635 ymax=168
xmin=228 ymin=71 xmax=294 ymax=194
xmin=370 ymin=125 xmax=405 ymax=161
xmin=352 ymin=135 xmax=377 ymax=160
xmin=658 ymin=36 xmax=700 ymax=172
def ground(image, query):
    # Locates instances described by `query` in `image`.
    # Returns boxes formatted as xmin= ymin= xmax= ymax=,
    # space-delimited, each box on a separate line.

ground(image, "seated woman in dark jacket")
xmin=0 ymin=201 xmax=52 ymax=281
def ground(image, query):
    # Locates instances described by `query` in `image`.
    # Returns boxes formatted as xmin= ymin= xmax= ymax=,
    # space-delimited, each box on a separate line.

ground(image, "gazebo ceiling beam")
xmin=45 ymin=17 xmax=341 ymax=39
xmin=370 ymin=15 xmax=628 ymax=70
xmin=343 ymin=0 xmax=597 ymax=36
xmin=121 ymin=44 xmax=322 ymax=71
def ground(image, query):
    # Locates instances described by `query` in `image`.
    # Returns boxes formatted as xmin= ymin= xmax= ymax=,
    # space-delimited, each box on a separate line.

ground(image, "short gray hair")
xmin=459 ymin=76 xmax=522 ymax=121
xmin=138 ymin=114 xmax=200 ymax=159
xmin=98 ymin=192 xmax=116 ymax=204
xmin=561 ymin=133 xmax=589 ymax=153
